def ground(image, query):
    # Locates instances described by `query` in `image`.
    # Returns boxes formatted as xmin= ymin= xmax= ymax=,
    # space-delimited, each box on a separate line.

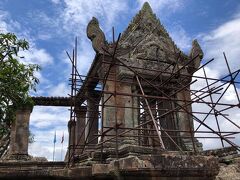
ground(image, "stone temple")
xmin=1 ymin=2 xmax=240 ymax=180
xmin=70 ymin=1 xmax=204 ymax=155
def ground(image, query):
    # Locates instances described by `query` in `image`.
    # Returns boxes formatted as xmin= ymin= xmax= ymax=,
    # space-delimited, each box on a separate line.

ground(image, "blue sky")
xmin=1 ymin=0 xmax=240 ymax=160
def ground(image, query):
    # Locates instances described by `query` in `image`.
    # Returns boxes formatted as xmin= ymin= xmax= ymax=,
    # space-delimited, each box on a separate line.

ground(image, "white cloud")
xmin=167 ymin=12 xmax=240 ymax=151
xmin=30 ymin=106 xmax=69 ymax=128
xmin=0 ymin=9 xmax=54 ymax=91
xmin=19 ymin=48 xmax=53 ymax=66
xmin=191 ymin=66 xmax=240 ymax=150
xmin=47 ymin=82 xmax=70 ymax=97
xmin=0 ymin=10 xmax=21 ymax=33
xmin=77 ymin=40 xmax=95 ymax=75
xmin=137 ymin=0 xmax=183 ymax=12
xmin=29 ymin=106 xmax=69 ymax=160
xmin=190 ymin=13 xmax=240 ymax=150
xmin=35 ymin=71 xmax=50 ymax=85
xmin=190 ymin=11 xmax=240 ymax=150
xmin=26 ymin=10 xmax=60 ymax=40
xmin=29 ymin=132 xmax=68 ymax=161
xmin=51 ymin=0 xmax=60 ymax=4
xmin=0 ymin=11 xmax=8 ymax=32
xmin=201 ymin=15 xmax=240 ymax=75
xmin=169 ymin=25 xmax=192 ymax=53
xmin=60 ymin=38 xmax=95 ymax=75
xmin=25 ymin=0 xmax=130 ymax=82
xmin=61 ymin=0 xmax=128 ymax=35
xmin=223 ymin=85 xmax=240 ymax=102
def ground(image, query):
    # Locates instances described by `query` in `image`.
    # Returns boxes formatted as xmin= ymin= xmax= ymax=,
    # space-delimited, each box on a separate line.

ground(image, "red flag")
xmin=61 ymin=132 xmax=64 ymax=143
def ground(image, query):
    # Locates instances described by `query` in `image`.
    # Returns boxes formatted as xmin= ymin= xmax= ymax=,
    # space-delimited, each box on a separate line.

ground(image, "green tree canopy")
xmin=0 ymin=32 xmax=40 ymax=138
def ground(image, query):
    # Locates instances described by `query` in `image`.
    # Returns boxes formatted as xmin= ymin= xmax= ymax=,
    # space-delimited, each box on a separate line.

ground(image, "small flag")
xmin=61 ymin=132 xmax=64 ymax=144
xmin=53 ymin=131 xmax=56 ymax=143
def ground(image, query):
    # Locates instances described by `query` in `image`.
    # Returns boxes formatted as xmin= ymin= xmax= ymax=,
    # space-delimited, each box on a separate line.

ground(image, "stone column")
xmin=86 ymin=92 xmax=101 ymax=148
xmin=157 ymin=98 xmax=178 ymax=150
xmin=8 ymin=106 xmax=33 ymax=160
xmin=74 ymin=106 xmax=87 ymax=154
xmin=177 ymin=88 xmax=203 ymax=151
xmin=67 ymin=120 xmax=76 ymax=159
xmin=98 ymin=62 xmax=140 ymax=149
xmin=101 ymin=72 xmax=139 ymax=147
xmin=177 ymin=89 xmax=193 ymax=137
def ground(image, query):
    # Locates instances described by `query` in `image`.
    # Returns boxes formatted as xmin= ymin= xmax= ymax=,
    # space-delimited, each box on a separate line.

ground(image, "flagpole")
xmin=61 ymin=132 xmax=64 ymax=161
xmin=53 ymin=131 xmax=56 ymax=161
xmin=53 ymin=142 xmax=56 ymax=161
xmin=61 ymin=142 xmax=63 ymax=161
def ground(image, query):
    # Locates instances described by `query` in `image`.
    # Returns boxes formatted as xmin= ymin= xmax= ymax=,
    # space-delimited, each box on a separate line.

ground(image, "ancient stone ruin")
xmin=1 ymin=2 xmax=240 ymax=180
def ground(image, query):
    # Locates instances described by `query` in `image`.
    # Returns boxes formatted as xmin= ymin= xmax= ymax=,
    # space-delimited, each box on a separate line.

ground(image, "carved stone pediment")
xmin=115 ymin=2 xmax=204 ymax=80
xmin=130 ymin=34 xmax=177 ymax=63
xmin=119 ymin=2 xmax=179 ymax=62
xmin=86 ymin=2 xmax=204 ymax=83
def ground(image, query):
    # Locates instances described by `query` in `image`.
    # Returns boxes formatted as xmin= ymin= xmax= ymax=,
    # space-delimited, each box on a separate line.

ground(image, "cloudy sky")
xmin=1 ymin=0 xmax=240 ymax=160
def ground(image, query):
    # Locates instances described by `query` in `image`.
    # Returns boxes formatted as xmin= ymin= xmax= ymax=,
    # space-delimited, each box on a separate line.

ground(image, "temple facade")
xmin=82 ymin=2 xmax=204 ymax=153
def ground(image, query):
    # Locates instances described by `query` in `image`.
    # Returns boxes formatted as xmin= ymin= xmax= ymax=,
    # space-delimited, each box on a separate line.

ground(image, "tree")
xmin=0 ymin=32 xmax=40 ymax=157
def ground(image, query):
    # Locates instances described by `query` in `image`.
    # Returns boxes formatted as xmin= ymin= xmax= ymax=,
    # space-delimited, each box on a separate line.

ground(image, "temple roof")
xmin=119 ymin=2 xmax=181 ymax=62
xmin=121 ymin=2 xmax=169 ymax=41
xmin=80 ymin=2 xmax=203 ymax=103
xmin=119 ymin=2 xmax=185 ymax=63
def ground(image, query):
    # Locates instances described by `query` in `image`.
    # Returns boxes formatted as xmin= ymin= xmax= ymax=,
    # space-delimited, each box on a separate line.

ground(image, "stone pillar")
xmin=132 ymin=86 xmax=139 ymax=143
xmin=122 ymin=84 xmax=139 ymax=145
xmin=74 ymin=106 xmax=87 ymax=154
xmin=177 ymin=89 xmax=193 ymax=137
xmin=67 ymin=120 xmax=76 ymax=159
xmin=157 ymin=97 xmax=178 ymax=150
xmin=98 ymin=62 xmax=139 ymax=150
xmin=102 ymin=78 xmax=139 ymax=146
xmin=102 ymin=77 xmax=116 ymax=143
xmin=177 ymin=88 xmax=202 ymax=151
xmin=9 ymin=106 xmax=33 ymax=160
xmin=86 ymin=92 xmax=101 ymax=148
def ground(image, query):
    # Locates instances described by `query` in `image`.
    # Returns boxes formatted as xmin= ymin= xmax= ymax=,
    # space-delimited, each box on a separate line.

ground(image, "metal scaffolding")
xmin=66 ymin=32 xmax=240 ymax=165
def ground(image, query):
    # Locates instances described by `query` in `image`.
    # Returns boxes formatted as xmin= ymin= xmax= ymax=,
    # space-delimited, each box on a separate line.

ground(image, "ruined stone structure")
xmin=72 ymin=2 xmax=205 ymax=155
xmin=1 ymin=2 xmax=240 ymax=180
xmin=99 ymin=2 xmax=203 ymax=151
xmin=59 ymin=2 xmax=221 ymax=179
